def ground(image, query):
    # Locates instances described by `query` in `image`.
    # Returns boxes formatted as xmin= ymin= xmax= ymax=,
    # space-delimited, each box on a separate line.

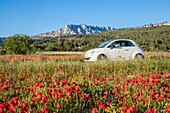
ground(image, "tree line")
xmin=0 ymin=26 xmax=170 ymax=55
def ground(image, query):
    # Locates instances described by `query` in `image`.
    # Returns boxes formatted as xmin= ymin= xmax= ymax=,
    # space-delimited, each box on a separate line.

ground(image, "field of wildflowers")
xmin=0 ymin=57 xmax=170 ymax=113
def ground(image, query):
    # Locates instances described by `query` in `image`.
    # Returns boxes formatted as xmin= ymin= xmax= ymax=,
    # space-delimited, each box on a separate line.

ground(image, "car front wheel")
xmin=97 ymin=54 xmax=107 ymax=61
xmin=135 ymin=54 xmax=144 ymax=60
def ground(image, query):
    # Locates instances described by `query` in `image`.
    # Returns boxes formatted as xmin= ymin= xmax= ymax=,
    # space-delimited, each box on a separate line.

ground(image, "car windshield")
xmin=98 ymin=40 xmax=112 ymax=48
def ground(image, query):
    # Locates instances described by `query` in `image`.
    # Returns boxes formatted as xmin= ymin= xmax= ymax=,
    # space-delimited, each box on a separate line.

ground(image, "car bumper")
xmin=84 ymin=54 xmax=98 ymax=62
xmin=84 ymin=57 xmax=97 ymax=62
xmin=84 ymin=52 xmax=97 ymax=61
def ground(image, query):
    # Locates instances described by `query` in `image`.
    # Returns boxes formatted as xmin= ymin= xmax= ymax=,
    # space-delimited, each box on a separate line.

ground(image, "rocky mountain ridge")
xmin=35 ymin=24 xmax=114 ymax=37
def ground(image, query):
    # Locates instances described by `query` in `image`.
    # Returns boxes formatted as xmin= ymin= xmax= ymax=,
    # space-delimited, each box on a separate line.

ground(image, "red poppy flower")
xmin=66 ymin=91 xmax=72 ymax=97
xmin=132 ymin=93 xmax=137 ymax=99
xmin=93 ymin=94 xmax=98 ymax=98
xmin=104 ymin=91 xmax=108 ymax=95
xmin=41 ymin=96 xmax=48 ymax=103
xmin=85 ymin=93 xmax=90 ymax=98
xmin=105 ymin=102 xmax=112 ymax=107
xmin=122 ymin=106 xmax=128 ymax=111
xmin=3 ymin=97 xmax=7 ymax=101
xmin=116 ymin=93 xmax=121 ymax=98
xmin=123 ymin=97 xmax=127 ymax=102
xmin=2 ymin=85 xmax=8 ymax=90
xmin=138 ymin=96 xmax=143 ymax=101
xmin=144 ymin=108 xmax=156 ymax=113
xmin=42 ymin=106 xmax=48 ymax=112
xmin=9 ymin=103 xmax=16 ymax=112
xmin=88 ymin=99 xmax=92 ymax=103
xmin=97 ymin=101 xmax=106 ymax=109
xmin=144 ymin=99 xmax=148 ymax=103
xmin=128 ymin=106 xmax=136 ymax=113
xmin=149 ymin=94 xmax=153 ymax=100
xmin=166 ymin=105 xmax=170 ymax=113
xmin=10 ymin=97 xmax=20 ymax=105
xmin=118 ymin=103 xmax=123 ymax=107
xmin=124 ymin=90 xmax=129 ymax=95
xmin=57 ymin=104 xmax=62 ymax=109
xmin=99 ymin=104 xmax=106 ymax=109
xmin=22 ymin=102 xmax=28 ymax=109
xmin=97 ymin=101 xmax=102 ymax=106
xmin=91 ymin=108 xmax=98 ymax=113
xmin=55 ymin=80 xmax=60 ymax=86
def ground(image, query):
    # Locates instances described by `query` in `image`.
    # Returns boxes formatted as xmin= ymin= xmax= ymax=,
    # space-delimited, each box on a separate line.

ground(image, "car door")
xmin=105 ymin=41 xmax=122 ymax=60
xmin=120 ymin=41 xmax=135 ymax=60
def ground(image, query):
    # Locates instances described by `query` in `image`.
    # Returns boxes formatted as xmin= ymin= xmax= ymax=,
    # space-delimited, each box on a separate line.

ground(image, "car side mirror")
xmin=108 ymin=46 xmax=113 ymax=49
xmin=110 ymin=47 xmax=114 ymax=49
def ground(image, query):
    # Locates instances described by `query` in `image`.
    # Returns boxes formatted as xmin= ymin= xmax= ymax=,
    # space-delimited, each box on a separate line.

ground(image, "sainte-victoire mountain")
xmin=35 ymin=24 xmax=114 ymax=37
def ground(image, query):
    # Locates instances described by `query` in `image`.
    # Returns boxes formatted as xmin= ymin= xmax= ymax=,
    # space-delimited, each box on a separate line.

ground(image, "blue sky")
xmin=0 ymin=0 xmax=170 ymax=37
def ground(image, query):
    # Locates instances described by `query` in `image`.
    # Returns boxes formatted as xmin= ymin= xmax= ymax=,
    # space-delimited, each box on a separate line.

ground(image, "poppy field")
xmin=0 ymin=57 xmax=170 ymax=113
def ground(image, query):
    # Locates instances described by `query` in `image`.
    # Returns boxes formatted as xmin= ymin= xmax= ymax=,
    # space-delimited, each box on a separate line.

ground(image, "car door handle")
xmin=125 ymin=49 xmax=129 ymax=51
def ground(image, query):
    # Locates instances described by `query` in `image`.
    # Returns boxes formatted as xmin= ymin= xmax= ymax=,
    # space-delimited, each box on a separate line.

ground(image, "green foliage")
xmin=0 ymin=45 xmax=5 ymax=55
xmin=3 ymin=34 xmax=34 ymax=54
xmin=45 ymin=43 xmax=54 ymax=51
xmin=33 ymin=26 xmax=170 ymax=52
xmin=104 ymin=104 xmax=122 ymax=113
xmin=2 ymin=26 xmax=169 ymax=53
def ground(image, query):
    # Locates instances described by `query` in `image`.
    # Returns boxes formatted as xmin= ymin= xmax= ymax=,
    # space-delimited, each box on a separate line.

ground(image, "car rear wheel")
xmin=97 ymin=54 xmax=107 ymax=61
xmin=135 ymin=54 xmax=144 ymax=60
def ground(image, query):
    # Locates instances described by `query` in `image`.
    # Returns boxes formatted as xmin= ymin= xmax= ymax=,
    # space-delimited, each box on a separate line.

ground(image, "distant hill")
xmin=33 ymin=24 xmax=114 ymax=38
xmin=135 ymin=21 xmax=170 ymax=28
xmin=32 ymin=25 xmax=170 ymax=52
xmin=0 ymin=37 xmax=6 ymax=44
xmin=33 ymin=21 xmax=170 ymax=38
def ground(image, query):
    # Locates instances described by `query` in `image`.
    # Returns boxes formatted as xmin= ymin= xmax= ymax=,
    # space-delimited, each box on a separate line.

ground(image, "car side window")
xmin=108 ymin=40 xmax=134 ymax=48
xmin=126 ymin=41 xmax=135 ymax=47
xmin=121 ymin=42 xmax=126 ymax=47
xmin=119 ymin=41 xmax=134 ymax=47
xmin=108 ymin=41 xmax=121 ymax=48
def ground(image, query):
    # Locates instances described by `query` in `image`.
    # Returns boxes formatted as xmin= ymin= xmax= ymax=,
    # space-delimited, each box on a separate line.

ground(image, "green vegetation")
xmin=0 ymin=26 xmax=170 ymax=55
xmin=2 ymin=34 xmax=35 ymax=55
xmin=33 ymin=26 xmax=170 ymax=52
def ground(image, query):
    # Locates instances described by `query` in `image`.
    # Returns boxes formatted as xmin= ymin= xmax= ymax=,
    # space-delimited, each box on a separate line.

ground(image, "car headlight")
xmin=91 ymin=51 xmax=95 ymax=56
xmin=85 ymin=50 xmax=96 ymax=58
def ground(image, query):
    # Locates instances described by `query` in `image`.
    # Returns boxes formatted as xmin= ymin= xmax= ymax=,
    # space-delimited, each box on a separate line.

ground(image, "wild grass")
xmin=0 ymin=57 xmax=169 ymax=75
xmin=1 ymin=57 xmax=170 ymax=113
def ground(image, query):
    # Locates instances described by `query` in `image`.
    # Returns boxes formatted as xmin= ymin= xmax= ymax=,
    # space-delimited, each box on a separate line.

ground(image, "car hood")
xmin=86 ymin=48 xmax=104 ymax=53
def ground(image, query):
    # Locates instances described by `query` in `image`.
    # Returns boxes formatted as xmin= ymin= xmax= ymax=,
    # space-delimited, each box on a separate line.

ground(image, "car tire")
xmin=135 ymin=54 xmax=144 ymax=60
xmin=97 ymin=54 xmax=107 ymax=61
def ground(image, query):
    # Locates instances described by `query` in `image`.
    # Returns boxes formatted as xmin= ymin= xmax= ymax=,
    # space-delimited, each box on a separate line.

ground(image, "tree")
xmin=63 ymin=39 xmax=73 ymax=51
xmin=3 ymin=34 xmax=34 ymax=54
xmin=56 ymin=37 xmax=62 ymax=46
xmin=45 ymin=43 xmax=54 ymax=51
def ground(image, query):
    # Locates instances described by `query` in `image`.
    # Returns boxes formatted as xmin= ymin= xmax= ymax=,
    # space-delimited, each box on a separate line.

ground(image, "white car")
xmin=84 ymin=39 xmax=144 ymax=61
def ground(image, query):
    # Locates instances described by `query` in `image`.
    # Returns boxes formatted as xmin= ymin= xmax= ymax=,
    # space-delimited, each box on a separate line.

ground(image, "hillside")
xmin=1 ymin=24 xmax=170 ymax=54
xmin=97 ymin=26 xmax=170 ymax=51
xmin=33 ymin=25 xmax=170 ymax=52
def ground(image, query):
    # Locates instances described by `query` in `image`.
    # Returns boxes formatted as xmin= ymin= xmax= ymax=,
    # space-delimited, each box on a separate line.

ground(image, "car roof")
xmin=112 ymin=39 xmax=133 ymax=41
